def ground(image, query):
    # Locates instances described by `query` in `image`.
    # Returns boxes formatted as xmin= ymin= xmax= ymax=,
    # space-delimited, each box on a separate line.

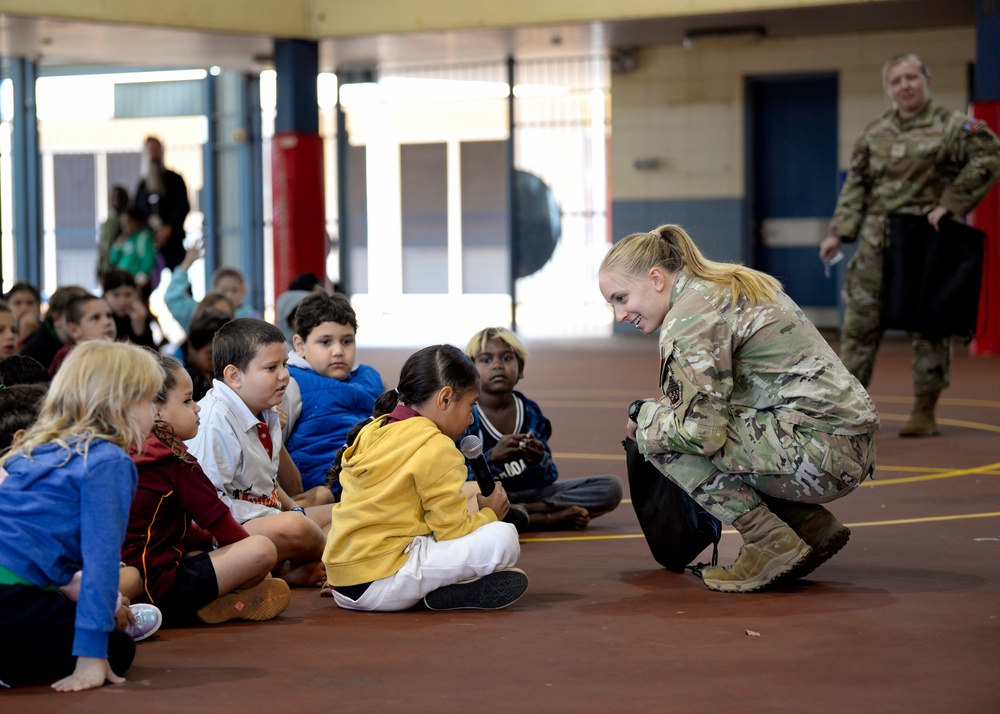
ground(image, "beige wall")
xmin=611 ymin=27 xmax=975 ymax=202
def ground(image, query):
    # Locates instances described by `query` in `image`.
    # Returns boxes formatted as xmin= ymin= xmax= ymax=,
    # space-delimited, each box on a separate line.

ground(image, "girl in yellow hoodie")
xmin=323 ymin=344 xmax=527 ymax=611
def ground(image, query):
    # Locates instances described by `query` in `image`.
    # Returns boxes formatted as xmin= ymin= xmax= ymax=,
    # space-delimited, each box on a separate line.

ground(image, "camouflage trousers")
xmin=840 ymin=213 xmax=951 ymax=393
xmin=649 ymin=412 xmax=876 ymax=524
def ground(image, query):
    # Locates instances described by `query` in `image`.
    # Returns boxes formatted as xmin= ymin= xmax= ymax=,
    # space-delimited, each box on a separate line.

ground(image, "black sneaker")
xmin=504 ymin=504 xmax=530 ymax=533
xmin=423 ymin=568 xmax=528 ymax=611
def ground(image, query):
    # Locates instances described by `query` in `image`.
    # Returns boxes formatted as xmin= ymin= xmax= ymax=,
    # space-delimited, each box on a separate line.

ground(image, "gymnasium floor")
xmin=7 ymin=335 xmax=999 ymax=713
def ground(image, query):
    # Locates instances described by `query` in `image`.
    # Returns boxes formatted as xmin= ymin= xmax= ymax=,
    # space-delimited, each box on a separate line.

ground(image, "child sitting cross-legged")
xmin=0 ymin=341 xmax=162 ymax=691
xmin=324 ymin=344 xmax=527 ymax=612
xmin=462 ymin=327 xmax=623 ymax=532
xmin=282 ymin=290 xmax=383 ymax=505
xmin=185 ymin=318 xmax=328 ymax=587
xmin=0 ymin=380 xmax=162 ymax=648
xmin=122 ymin=353 xmax=290 ymax=625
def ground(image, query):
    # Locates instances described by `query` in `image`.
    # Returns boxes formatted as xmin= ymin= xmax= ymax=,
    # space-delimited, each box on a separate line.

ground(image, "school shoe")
xmin=196 ymin=577 xmax=291 ymax=624
xmin=701 ymin=504 xmax=812 ymax=593
xmin=423 ymin=568 xmax=529 ymax=611
xmin=760 ymin=495 xmax=851 ymax=580
xmin=504 ymin=504 xmax=531 ymax=533
xmin=125 ymin=604 xmax=163 ymax=642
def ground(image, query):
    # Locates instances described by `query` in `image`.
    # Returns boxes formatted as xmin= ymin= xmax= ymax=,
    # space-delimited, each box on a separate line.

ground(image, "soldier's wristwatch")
xmin=627 ymin=399 xmax=646 ymax=422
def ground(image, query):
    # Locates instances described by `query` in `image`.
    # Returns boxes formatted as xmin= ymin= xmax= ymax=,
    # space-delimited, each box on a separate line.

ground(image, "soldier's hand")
xmin=927 ymin=205 xmax=950 ymax=232
xmin=819 ymin=234 xmax=842 ymax=262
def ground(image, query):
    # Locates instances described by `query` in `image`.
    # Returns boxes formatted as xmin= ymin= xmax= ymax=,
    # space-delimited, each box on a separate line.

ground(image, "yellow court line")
xmin=877 ymin=464 xmax=984 ymax=473
xmin=519 ymin=510 xmax=1000 ymax=543
xmin=553 ymin=452 xmax=1000 ymax=478
xmin=873 ymin=395 xmax=1000 ymax=409
xmin=542 ymin=400 xmax=635 ymax=409
xmin=531 ymin=390 xmax=1000 ymax=407
xmin=530 ymin=390 xmax=645 ymax=399
xmin=935 ymin=417 xmax=1000 ymax=433
xmin=861 ymin=461 xmax=1000 ymax=487
xmin=533 ymin=392 xmax=1000 ymax=409
xmin=844 ymin=511 xmax=1000 ymax=528
xmin=553 ymin=451 xmax=625 ymax=461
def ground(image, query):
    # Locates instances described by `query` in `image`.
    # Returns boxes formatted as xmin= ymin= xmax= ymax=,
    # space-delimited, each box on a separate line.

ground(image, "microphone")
xmin=459 ymin=435 xmax=495 ymax=496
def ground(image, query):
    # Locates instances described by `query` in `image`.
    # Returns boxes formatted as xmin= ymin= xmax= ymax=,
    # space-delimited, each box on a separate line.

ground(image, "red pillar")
xmin=969 ymin=102 xmax=1000 ymax=357
xmin=271 ymin=132 xmax=326 ymax=297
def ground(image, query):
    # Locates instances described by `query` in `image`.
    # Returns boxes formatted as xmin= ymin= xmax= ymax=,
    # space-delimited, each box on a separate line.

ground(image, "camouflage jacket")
xmin=830 ymin=100 xmax=1000 ymax=240
xmin=635 ymin=270 xmax=879 ymax=461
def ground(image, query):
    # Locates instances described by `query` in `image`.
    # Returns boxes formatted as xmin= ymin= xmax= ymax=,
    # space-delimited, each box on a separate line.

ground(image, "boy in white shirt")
xmin=185 ymin=318 xmax=327 ymax=587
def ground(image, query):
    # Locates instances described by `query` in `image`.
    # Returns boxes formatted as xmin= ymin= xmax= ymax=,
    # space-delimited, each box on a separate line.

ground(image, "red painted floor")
xmin=6 ymin=335 xmax=999 ymax=713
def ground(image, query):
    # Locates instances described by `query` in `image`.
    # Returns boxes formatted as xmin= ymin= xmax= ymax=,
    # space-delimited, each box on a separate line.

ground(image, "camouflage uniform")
xmin=830 ymin=101 xmax=1000 ymax=390
xmin=634 ymin=270 xmax=879 ymax=524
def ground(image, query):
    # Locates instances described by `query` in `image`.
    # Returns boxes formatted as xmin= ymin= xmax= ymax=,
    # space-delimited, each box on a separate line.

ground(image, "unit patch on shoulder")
xmin=963 ymin=118 xmax=985 ymax=133
xmin=663 ymin=362 xmax=683 ymax=409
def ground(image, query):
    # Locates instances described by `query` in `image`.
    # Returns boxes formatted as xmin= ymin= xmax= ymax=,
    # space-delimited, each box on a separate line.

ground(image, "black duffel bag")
xmin=623 ymin=438 xmax=721 ymax=573
xmin=881 ymin=213 xmax=986 ymax=339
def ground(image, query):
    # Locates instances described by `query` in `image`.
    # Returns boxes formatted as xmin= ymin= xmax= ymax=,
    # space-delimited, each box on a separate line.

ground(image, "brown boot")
xmin=701 ymin=504 xmax=812 ymax=593
xmin=760 ymin=496 xmax=850 ymax=580
xmin=899 ymin=391 xmax=940 ymax=437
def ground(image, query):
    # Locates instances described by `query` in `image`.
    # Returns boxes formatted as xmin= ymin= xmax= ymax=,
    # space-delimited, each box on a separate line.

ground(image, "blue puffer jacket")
xmin=286 ymin=363 xmax=384 ymax=491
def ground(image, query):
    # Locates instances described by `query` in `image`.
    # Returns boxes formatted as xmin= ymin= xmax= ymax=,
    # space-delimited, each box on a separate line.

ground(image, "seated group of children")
xmin=0 ymin=281 xmax=622 ymax=693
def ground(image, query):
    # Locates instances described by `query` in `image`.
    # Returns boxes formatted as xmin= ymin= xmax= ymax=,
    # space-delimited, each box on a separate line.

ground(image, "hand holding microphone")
xmin=460 ymin=435 xmax=496 ymax=496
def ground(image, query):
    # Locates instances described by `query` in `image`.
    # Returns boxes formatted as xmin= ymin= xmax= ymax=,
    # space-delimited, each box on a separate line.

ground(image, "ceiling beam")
xmin=0 ymin=0 xmax=905 ymax=39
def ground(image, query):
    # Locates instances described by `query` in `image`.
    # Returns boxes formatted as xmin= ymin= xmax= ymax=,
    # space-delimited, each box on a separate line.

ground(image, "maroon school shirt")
xmin=122 ymin=433 xmax=248 ymax=603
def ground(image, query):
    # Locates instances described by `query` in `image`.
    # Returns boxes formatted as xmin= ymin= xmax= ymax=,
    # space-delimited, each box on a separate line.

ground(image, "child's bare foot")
xmin=530 ymin=506 xmax=590 ymax=530
xmin=279 ymin=560 xmax=327 ymax=587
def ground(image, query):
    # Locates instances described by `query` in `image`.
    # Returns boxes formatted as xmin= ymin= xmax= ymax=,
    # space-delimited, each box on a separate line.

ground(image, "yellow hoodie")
xmin=323 ymin=414 xmax=498 ymax=586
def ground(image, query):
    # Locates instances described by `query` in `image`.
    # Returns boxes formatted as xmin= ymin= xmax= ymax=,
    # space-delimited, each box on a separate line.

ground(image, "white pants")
xmin=332 ymin=521 xmax=520 ymax=612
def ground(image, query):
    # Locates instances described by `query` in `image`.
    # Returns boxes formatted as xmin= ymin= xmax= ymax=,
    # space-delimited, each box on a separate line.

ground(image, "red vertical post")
xmin=271 ymin=131 xmax=326 ymax=297
xmin=969 ymin=101 xmax=1000 ymax=357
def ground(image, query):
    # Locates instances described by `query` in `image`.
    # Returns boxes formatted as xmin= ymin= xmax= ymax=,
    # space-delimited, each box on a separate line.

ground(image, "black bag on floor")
xmin=623 ymin=438 xmax=721 ymax=573
xmin=881 ymin=213 xmax=986 ymax=339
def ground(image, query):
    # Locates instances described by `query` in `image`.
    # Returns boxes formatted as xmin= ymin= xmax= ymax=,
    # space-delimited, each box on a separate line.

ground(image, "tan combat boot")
xmin=760 ymin=496 xmax=850 ymax=580
xmin=899 ymin=391 xmax=940 ymax=437
xmin=701 ymin=503 xmax=812 ymax=593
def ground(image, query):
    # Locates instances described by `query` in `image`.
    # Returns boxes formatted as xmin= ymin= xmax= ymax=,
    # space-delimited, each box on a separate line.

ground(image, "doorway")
xmin=747 ymin=74 xmax=840 ymax=326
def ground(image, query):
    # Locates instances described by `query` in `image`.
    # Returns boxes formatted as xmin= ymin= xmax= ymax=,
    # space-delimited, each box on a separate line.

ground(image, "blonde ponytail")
xmin=600 ymin=224 xmax=781 ymax=306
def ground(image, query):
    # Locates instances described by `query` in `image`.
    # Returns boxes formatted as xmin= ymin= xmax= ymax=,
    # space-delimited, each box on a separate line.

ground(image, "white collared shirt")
xmin=185 ymin=379 xmax=283 ymax=523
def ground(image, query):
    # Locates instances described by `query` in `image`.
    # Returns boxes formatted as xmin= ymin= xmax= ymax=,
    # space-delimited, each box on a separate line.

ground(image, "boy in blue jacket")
xmin=462 ymin=327 xmax=622 ymax=532
xmin=281 ymin=291 xmax=383 ymax=503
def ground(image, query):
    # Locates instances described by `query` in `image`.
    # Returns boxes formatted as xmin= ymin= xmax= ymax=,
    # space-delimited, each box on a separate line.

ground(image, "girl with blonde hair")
xmin=0 ymin=341 xmax=162 ymax=691
xmin=600 ymin=224 xmax=878 ymax=593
